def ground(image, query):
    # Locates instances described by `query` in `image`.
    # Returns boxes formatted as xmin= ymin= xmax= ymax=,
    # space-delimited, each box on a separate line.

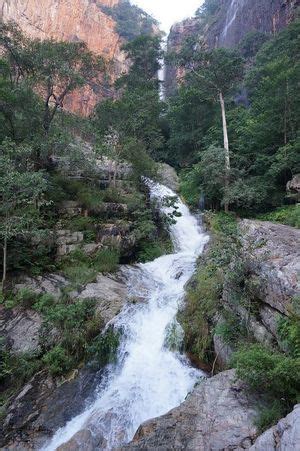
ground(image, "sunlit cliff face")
xmin=1 ymin=0 xmax=128 ymax=115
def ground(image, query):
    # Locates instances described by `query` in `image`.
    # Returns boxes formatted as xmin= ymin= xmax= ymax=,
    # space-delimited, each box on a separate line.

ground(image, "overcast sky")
xmin=132 ymin=0 xmax=203 ymax=33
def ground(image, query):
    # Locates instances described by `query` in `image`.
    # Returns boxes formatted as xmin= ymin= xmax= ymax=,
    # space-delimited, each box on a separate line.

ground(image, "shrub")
xmin=137 ymin=242 xmax=165 ymax=263
xmin=87 ymin=327 xmax=120 ymax=369
xmin=277 ymin=302 xmax=300 ymax=359
xmin=255 ymin=401 xmax=285 ymax=432
xmin=93 ymin=248 xmax=120 ymax=273
xmin=62 ymin=263 xmax=98 ymax=287
xmin=232 ymin=344 xmax=300 ymax=409
xmin=42 ymin=346 xmax=73 ymax=376
xmin=257 ymin=205 xmax=300 ymax=228
xmin=15 ymin=288 xmax=39 ymax=309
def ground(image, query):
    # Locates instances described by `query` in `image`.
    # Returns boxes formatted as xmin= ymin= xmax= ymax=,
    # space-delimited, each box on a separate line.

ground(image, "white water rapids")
xmin=43 ymin=182 xmax=209 ymax=450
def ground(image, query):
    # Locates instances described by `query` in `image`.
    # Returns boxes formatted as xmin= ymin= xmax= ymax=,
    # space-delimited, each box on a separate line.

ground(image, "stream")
xmin=43 ymin=182 xmax=209 ymax=450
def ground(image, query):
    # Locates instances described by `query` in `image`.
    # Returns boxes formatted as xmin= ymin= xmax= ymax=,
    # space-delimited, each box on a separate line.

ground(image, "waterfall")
xmin=42 ymin=182 xmax=209 ymax=451
xmin=221 ymin=0 xmax=243 ymax=43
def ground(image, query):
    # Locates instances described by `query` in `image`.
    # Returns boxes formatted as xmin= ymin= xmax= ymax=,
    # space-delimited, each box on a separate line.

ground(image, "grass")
xmin=257 ymin=205 xmax=300 ymax=228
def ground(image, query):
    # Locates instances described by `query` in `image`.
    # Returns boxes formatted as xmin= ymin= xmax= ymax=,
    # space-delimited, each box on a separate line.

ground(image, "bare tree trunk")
xmin=1 ymin=235 xmax=7 ymax=293
xmin=219 ymin=91 xmax=230 ymax=213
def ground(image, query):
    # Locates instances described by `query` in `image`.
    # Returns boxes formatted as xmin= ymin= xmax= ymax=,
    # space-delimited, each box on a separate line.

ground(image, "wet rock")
xmin=0 ymin=368 xmax=104 ymax=449
xmin=57 ymin=429 xmax=106 ymax=451
xmin=158 ymin=163 xmax=180 ymax=192
xmin=126 ymin=370 xmax=260 ymax=450
xmin=250 ymin=404 xmax=300 ymax=450
xmin=0 ymin=306 xmax=42 ymax=354
xmin=78 ymin=272 xmax=128 ymax=324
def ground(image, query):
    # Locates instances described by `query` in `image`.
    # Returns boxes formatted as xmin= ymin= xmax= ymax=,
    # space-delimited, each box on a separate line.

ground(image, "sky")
xmin=132 ymin=0 xmax=204 ymax=33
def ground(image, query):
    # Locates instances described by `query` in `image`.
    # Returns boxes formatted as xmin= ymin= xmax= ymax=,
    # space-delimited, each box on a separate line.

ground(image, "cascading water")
xmin=221 ymin=0 xmax=244 ymax=43
xmin=43 ymin=182 xmax=209 ymax=450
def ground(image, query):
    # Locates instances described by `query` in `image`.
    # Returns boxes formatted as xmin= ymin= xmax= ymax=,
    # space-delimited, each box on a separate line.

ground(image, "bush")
xmin=93 ymin=248 xmax=120 ymax=273
xmin=232 ymin=344 xmax=300 ymax=409
xmin=62 ymin=262 xmax=98 ymax=286
xmin=255 ymin=401 xmax=285 ymax=432
xmin=257 ymin=205 xmax=300 ymax=228
xmin=42 ymin=346 xmax=73 ymax=376
xmin=87 ymin=327 xmax=120 ymax=369
xmin=137 ymin=241 xmax=167 ymax=263
xmin=277 ymin=301 xmax=300 ymax=358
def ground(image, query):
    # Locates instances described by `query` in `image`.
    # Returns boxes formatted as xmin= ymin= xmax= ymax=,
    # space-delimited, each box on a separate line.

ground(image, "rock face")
xmin=127 ymin=370 xmax=260 ymax=450
xmin=0 ymin=267 xmax=133 ymax=449
xmin=250 ymin=404 xmax=300 ymax=450
xmin=239 ymin=220 xmax=300 ymax=316
xmin=166 ymin=0 xmax=300 ymax=96
xmin=0 ymin=0 xmax=127 ymax=115
xmin=218 ymin=219 xmax=300 ymax=363
xmin=0 ymin=306 xmax=43 ymax=354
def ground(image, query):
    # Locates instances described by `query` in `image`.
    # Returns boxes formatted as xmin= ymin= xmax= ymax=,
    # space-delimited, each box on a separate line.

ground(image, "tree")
xmin=26 ymin=39 xmax=104 ymax=134
xmin=0 ymin=141 xmax=47 ymax=291
xmin=0 ymin=21 xmax=105 ymax=135
xmin=95 ymin=35 xmax=165 ymax=163
xmin=178 ymin=44 xmax=244 ymax=211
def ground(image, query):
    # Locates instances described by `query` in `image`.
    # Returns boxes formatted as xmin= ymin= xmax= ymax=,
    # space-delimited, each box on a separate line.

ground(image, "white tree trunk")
xmin=219 ymin=91 xmax=230 ymax=213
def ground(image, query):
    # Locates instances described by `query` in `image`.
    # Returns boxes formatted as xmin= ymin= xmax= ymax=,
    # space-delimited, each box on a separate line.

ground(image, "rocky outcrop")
xmin=250 ymin=404 xmax=300 ymax=450
xmin=239 ymin=219 xmax=300 ymax=316
xmin=0 ymin=0 xmax=126 ymax=115
xmin=127 ymin=369 xmax=260 ymax=450
xmin=0 ymin=267 xmax=133 ymax=448
xmin=0 ymin=306 xmax=43 ymax=354
xmin=287 ymin=174 xmax=300 ymax=202
xmin=218 ymin=219 xmax=300 ymax=361
xmin=166 ymin=0 xmax=300 ymax=96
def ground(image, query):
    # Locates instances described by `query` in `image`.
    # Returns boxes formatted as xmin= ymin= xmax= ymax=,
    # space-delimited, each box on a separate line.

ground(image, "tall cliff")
xmin=165 ymin=0 xmax=300 ymax=96
xmin=0 ymin=0 xmax=148 ymax=115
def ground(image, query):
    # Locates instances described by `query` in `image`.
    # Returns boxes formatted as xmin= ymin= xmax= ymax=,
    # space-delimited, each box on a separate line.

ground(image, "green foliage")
xmin=255 ymin=401 xmax=285 ymax=432
xmin=59 ymin=247 xmax=120 ymax=287
xmin=93 ymin=248 xmax=120 ymax=273
xmin=137 ymin=241 xmax=169 ymax=263
xmin=214 ymin=313 xmax=246 ymax=346
xmin=0 ymin=338 xmax=41 ymax=387
xmin=171 ymin=21 xmax=300 ymax=213
xmin=232 ymin=344 xmax=300 ymax=410
xmin=277 ymin=300 xmax=300 ymax=358
xmin=196 ymin=0 xmax=220 ymax=18
xmin=257 ymin=205 xmax=300 ymax=228
xmin=42 ymin=345 xmax=73 ymax=376
xmin=101 ymin=1 xmax=157 ymax=41
xmin=238 ymin=31 xmax=269 ymax=59
xmin=87 ymin=328 xmax=120 ymax=369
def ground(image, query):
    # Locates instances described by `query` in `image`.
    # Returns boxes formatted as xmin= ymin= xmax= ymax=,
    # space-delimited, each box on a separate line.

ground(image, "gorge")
xmin=0 ymin=0 xmax=299 ymax=450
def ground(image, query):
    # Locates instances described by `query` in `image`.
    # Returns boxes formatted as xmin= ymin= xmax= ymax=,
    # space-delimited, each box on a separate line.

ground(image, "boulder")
xmin=158 ymin=163 xmax=180 ymax=192
xmin=78 ymin=272 xmax=128 ymax=324
xmin=250 ymin=404 xmax=300 ymax=450
xmin=127 ymin=370 xmax=260 ymax=450
xmin=287 ymin=174 xmax=300 ymax=201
